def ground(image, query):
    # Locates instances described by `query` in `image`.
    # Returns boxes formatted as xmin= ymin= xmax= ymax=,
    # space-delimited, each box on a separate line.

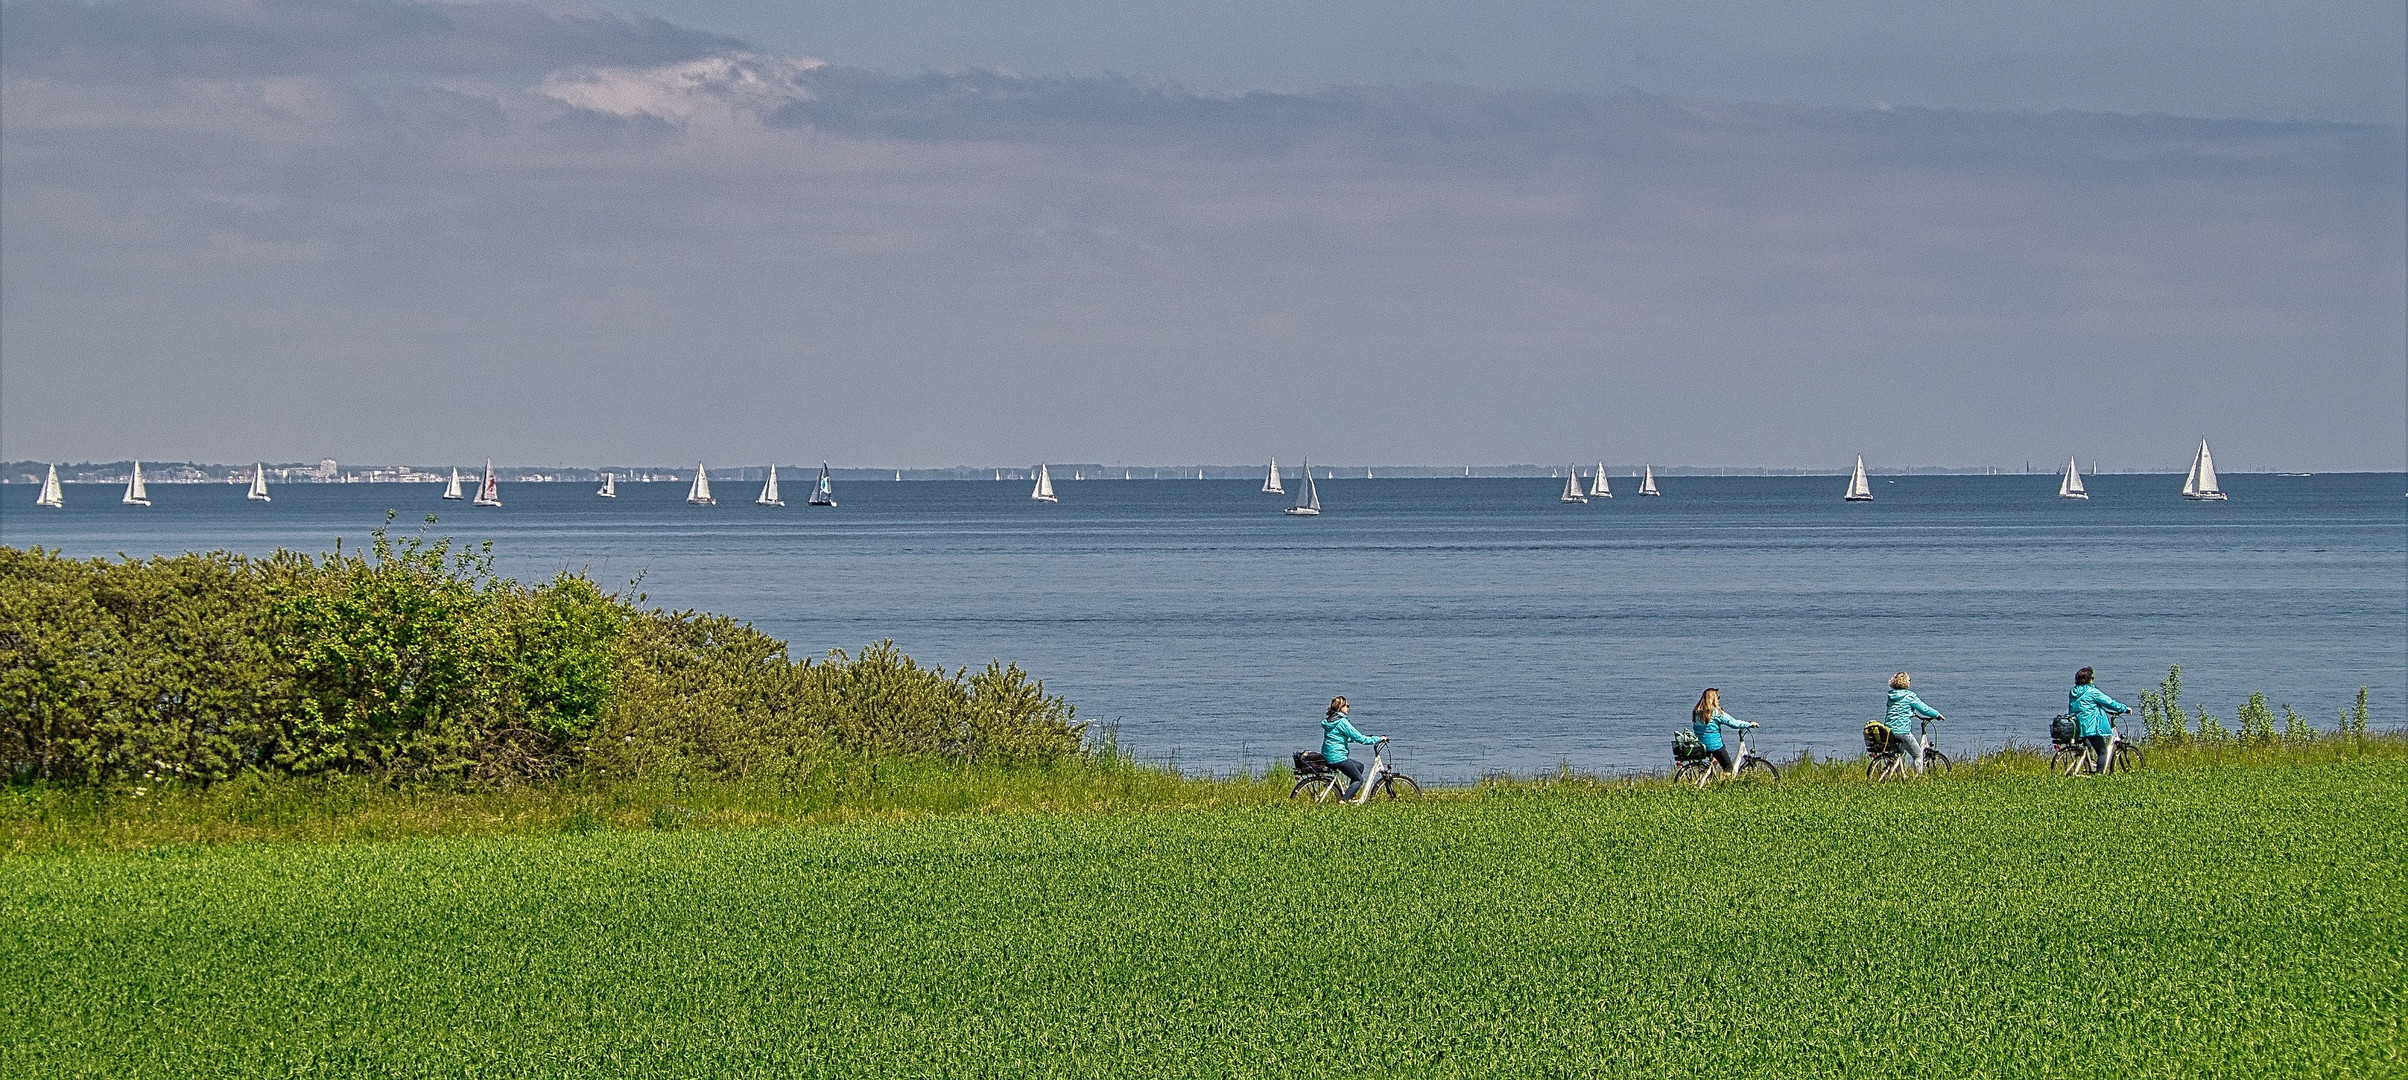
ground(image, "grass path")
xmin=6 ymin=759 xmax=2403 ymax=1078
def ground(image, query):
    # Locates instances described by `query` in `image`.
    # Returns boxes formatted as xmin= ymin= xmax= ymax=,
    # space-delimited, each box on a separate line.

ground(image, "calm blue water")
xmin=6 ymin=473 xmax=2403 ymax=781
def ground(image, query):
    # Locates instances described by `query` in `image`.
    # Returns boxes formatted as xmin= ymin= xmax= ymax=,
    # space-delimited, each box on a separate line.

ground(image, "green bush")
xmin=2236 ymin=692 xmax=2277 ymax=745
xmin=1 ymin=530 xmax=1081 ymax=787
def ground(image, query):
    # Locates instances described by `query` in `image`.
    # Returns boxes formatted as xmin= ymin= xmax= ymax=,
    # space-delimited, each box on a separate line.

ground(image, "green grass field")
xmin=7 ymin=757 xmax=2403 ymax=1079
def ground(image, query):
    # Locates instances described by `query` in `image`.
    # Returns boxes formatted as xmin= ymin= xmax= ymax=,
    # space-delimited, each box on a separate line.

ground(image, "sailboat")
xmin=1560 ymin=467 xmax=1588 ymax=503
xmin=247 ymin=464 xmax=272 ymax=503
xmin=687 ymin=463 xmax=716 ymax=506
xmin=2181 ymin=438 xmax=2226 ymax=500
xmin=1284 ymin=458 xmax=1322 ymax=515
xmin=1590 ymin=463 xmax=1611 ymax=498
xmin=443 ymin=467 xmax=466 ymax=500
xmin=1844 ymin=456 xmax=1874 ymax=502
xmin=122 ymin=461 xmax=150 ymax=506
xmin=472 ymin=459 xmax=502 ymax=507
xmin=809 ymin=463 xmax=837 ymax=506
xmin=1031 ymin=464 xmax=1058 ymax=502
xmin=2058 ymin=456 xmax=2089 ymax=500
xmin=35 ymin=464 xmax=63 ymax=508
xmin=756 ymin=465 xmax=784 ymax=507
xmin=1637 ymin=466 xmax=1661 ymax=496
xmin=597 ymin=473 xmax=616 ymax=498
xmin=1261 ymin=459 xmax=1285 ymax=493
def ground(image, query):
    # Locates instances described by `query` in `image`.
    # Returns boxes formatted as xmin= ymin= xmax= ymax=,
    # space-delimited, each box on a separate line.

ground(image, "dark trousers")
xmin=1711 ymin=745 xmax=1740 ymax=772
xmin=1332 ymin=756 xmax=1368 ymax=799
xmin=2085 ymin=734 xmax=2113 ymax=773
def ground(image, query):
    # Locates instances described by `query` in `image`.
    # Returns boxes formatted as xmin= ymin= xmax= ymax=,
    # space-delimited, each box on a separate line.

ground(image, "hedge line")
xmin=0 ymin=527 xmax=1083 ymax=785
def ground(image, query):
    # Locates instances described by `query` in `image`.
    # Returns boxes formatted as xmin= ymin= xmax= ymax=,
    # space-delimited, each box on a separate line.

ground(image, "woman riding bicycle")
xmin=1884 ymin=672 xmax=1945 ymax=773
xmin=1320 ymin=697 xmax=1385 ymax=800
xmin=2068 ymin=667 xmax=2131 ymax=774
xmin=1691 ymin=688 xmax=1757 ymax=773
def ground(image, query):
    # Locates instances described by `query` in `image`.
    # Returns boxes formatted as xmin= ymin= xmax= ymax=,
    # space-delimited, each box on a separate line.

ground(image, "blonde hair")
xmin=1692 ymin=688 xmax=1720 ymax=724
xmin=1327 ymin=696 xmax=1348 ymax=719
xmin=1890 ymin=672 xmax=1912 ymax=690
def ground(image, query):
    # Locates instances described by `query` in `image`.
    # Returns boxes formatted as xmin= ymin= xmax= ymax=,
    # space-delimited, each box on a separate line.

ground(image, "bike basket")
xmin=1671 ymin=731 xmax=1707 ymax=761
xmin=2049 ymin=715 xmax=2079 ymax=746
xmin=1293 ymin=751 xmax=1332 ymax=776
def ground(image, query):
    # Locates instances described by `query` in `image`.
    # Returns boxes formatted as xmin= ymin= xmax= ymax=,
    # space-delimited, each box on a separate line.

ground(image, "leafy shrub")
xmin=2342 ymin=686 xmax=2370 ymax=740
xmin=2281 ymin=704 xmax=2314 ymax=742
xmin=2236 ymin=692 xmax=2277 ymax=745
xmin=2 ymin=531 xmax=1080 ymax=787
xmin=2194 ymin=706 xmax=2228 ymax=744
xmin=2141 ymin=665 xmax=2187 ymax=746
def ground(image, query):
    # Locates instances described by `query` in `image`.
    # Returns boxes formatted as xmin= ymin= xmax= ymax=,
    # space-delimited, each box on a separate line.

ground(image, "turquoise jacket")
xmin=1692 ymin=709 xmax=1752 ymax=752
xmin=1322 ymin=712 xmax=1379 ymax=762
xmin=1885 ymin=689 xmax=1942 ymax=734
xmin=2069 ymin=685 xmax=2129 ymax=738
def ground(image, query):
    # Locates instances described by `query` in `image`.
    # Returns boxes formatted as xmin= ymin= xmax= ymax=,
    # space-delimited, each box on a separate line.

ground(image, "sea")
xmin=6 ymin=472 xmax=2403 ymax=782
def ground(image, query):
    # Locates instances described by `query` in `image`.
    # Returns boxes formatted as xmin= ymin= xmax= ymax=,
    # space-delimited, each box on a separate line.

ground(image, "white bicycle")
xmin=1290 ymin=739 xmax=1421 ymax=804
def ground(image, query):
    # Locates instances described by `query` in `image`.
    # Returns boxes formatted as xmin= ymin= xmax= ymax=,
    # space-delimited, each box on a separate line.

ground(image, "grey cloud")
xmin=0 ymin=0 xmax=740 ymax=81
xmin=2 ymin=1 xmax=2401 ymax=470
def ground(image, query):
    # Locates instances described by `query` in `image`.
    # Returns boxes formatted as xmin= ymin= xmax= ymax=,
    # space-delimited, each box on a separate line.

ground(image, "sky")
xmin=2 ymin=0 xmax=2402 ymax=471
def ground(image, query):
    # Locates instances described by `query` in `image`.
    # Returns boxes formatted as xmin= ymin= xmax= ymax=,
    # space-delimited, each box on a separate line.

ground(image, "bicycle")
xmin=1867 ymin=716 xmax=1953 ymax=780
xmin=1672 ymin=726 xmax=1780 ymax=787
xmin=2048 ymin=714 xmax=2144 ymax=776
xmin=1290 ymin=739 xmax=1420 ymax=804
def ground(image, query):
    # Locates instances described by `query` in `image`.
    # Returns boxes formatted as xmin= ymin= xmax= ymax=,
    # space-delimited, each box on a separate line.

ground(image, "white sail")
xmin=1590 ymin=463 xmax=1611 ymax=498
xmin=123 ymin=461 xmax=150 ymax=506
xmin=810 ymin=463 xmax=836 ymax=506
xmin=1262 ymin=459 xmax=1284 ymax=493
xmin=687 ymin=463 xmax=715 ymax=505
xmin=1284 ymin=458 xmax=1322 ymax=515
xmin=36 ymin=464 xmax=64 ymax=508
xmin=247 ymin=464 xmax=272 ymax=502
xmin=1032 ymin=464 xmax=1057 ymax=502
xmin=1844 ymin=456 xmax=1873 ymax=501
xmin=443 ymin=468 xmax=466 ymax=500
xmin=1561 ymin=468 xmax=1588 ymax=503
xmin=756 ymin=464 xmax=783 ymax=506
xmin=472 ymin=459 xmax=502 ymax=506
xmin=2183 ymin=438 xmax=2226 ymax=500
xmin=2059 ymin=456 xmax=2088 ymax=499
xmin=598 ymin=473 xmax=616 ymax=498
xmin=1638 ymin=466 xmax=1660 ymax=496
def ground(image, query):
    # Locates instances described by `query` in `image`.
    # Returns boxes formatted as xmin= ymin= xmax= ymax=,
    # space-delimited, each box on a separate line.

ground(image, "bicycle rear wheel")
xmin=1290 ymin=775 xmax=1339 ymax=802
xmin=2049 ymin=746 xmax=2087 ymax=776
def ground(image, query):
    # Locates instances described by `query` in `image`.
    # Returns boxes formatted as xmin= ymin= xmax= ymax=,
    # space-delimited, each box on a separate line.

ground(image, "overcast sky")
xmin=3 ymin=0 xmax=2402 ymax=470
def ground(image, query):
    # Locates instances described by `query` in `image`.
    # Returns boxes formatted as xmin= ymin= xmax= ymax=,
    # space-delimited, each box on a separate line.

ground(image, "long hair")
xmin=1890 ymin=672 xmax=1912 ymax=690
xmin=1327 ymin=696 xmax=1348 ymax=719
xmin=2075 ymin=667 xmax=2094 ymax=686
xmin=1692 ymin=688 xmax=1720 ymax=724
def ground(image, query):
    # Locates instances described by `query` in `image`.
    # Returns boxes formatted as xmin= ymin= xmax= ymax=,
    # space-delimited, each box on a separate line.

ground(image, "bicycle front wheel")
xmin=1737 ymin=756 xmax=1780 ymax=784
xmin=1923 ymin=750 xmax=1952 ymax=775
xmin=1379 ymin=774 xmax=1421 ymax=799
xmin=2108 ymin=742 xmax=2144 ymax=773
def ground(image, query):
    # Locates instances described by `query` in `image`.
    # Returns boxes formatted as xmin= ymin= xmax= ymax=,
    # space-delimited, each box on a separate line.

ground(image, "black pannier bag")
xmin=1293 ymin=751 xmax=1332 ymax=776
xmin=2050 ymin=714 xmax=2080 ymax=746
xmin=1672 ymin=730 xmax=1708 ymax=761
